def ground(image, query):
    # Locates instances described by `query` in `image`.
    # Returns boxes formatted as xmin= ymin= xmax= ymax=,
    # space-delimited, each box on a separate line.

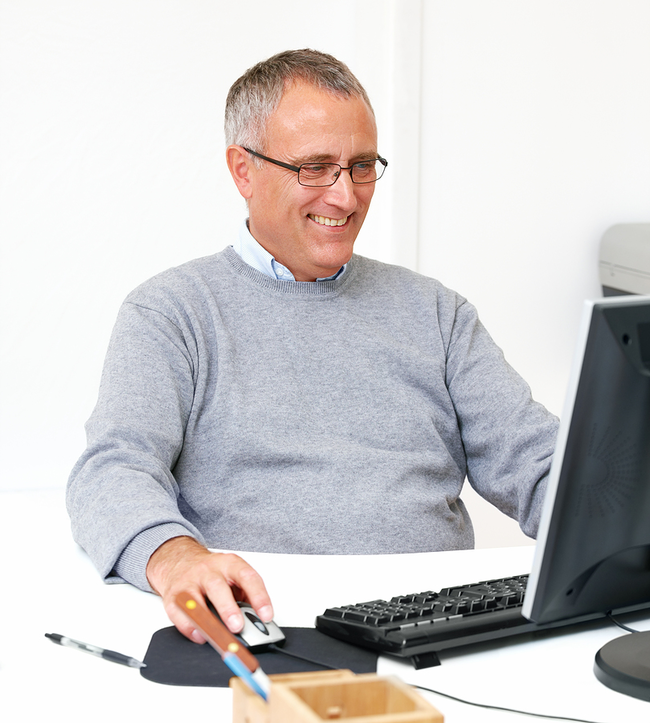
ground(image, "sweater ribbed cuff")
xmin=112 ymin=523 xmax=200 ymax=592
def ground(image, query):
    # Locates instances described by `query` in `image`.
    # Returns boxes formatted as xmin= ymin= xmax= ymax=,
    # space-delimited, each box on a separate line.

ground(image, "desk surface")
xmin=2 ymin=488 xmax=648 ymax=722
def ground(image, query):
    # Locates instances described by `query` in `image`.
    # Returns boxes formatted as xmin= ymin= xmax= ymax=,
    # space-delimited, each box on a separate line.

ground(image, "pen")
xmin=45 ymin=633 xmax=146 ymax=669
xmin=174 ymin=591 xmax=270 ymax=700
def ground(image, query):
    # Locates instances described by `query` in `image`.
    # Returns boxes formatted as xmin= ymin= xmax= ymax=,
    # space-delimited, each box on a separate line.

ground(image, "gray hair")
xmin=224 ymin=49 xmax=374 ymax=154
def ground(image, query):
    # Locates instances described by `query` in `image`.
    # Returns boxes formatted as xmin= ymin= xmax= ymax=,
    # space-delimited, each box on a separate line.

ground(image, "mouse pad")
xmin=141 ymin=626 xmax=378 ymax=687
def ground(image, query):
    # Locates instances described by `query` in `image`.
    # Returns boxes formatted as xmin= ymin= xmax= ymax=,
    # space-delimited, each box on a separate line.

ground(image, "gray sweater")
xmin=67 ymin=247 xmax=558 ymax=591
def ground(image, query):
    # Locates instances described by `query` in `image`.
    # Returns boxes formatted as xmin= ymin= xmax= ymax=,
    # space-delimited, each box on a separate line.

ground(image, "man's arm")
xmin=69 ymin=287 xmax=274 ymax=640
xmin=444 ymin=297 xmax=559 ymax=535
xmin=146 ymin=536 xmax=274 ymax=641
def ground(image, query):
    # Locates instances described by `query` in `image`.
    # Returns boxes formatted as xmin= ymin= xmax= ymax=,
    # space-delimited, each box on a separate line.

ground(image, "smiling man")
xmin=67 ymin=50 xmax=558 ymax=646
xmin=228 ymin=80 xmax=378 ymax=282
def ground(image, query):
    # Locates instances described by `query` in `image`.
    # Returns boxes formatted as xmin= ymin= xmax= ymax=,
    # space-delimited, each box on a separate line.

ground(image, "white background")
xmin=2 ymin=0 xmax=649 ymax=547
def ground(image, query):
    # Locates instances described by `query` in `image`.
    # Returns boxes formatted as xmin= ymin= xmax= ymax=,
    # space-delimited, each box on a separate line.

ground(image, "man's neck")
xmin=232 ymin=220 xmax=346 ymax=282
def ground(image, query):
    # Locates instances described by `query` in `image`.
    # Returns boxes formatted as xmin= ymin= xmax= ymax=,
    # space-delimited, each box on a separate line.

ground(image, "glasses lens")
xmin=297 ymin=159 xmax=387 ymax=186
xmin=351 ymin=159 xmax=385 ymax=184
xmin=298 ymin=163 xmax=338 ymax=186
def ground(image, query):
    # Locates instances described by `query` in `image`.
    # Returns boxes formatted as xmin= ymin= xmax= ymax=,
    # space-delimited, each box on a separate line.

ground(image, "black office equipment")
xmin=318 ymin=297 xmax=650 ymax=698
xmin=525 ymin=296 xmax=650 ymax=700
xmin=141 ymin=626 xmax=377 ymax=687
xmin=315 ymin=572 xmax=615 ymax=670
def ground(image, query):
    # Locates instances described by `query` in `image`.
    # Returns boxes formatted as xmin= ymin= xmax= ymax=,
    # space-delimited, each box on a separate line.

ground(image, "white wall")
xmin=0 ymin=0 xmax=389 ymax=486
xmin=2 ymin=1 xmax=649 ymax=548
xmin=416 ymin=0 xmax=650 ymax=545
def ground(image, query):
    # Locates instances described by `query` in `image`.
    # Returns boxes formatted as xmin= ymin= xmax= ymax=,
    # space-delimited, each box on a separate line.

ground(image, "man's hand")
xmin=146 ymin=536 xmax=273 ymax=644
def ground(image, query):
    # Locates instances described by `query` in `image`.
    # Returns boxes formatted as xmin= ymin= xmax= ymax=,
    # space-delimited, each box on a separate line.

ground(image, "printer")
xmin=599 ymin=223 xmax=650 ymax=296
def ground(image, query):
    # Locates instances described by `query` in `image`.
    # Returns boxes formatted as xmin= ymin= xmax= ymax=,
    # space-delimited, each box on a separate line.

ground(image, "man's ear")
xmin=226 ymin=145 xmax=254 ymax=200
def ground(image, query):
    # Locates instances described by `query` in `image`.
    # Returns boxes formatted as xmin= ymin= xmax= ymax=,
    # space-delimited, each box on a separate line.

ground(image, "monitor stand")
xmin=594 ymin=630 xmax=650 ymax=701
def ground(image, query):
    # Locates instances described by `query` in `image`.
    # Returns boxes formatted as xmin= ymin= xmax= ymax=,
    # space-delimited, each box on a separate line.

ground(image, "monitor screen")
xmin=522 ymin=296 xmax=650 ymax=700
xmin=524 ymin=296 xmax=650 ymax=623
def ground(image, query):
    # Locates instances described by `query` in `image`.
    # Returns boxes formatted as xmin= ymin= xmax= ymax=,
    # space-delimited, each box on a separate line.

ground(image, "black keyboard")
xmin=315 ymin=573 xmax=591 ymax=669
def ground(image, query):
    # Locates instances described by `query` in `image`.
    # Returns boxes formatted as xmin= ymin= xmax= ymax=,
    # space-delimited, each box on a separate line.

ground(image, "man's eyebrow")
xmin=350 ymin=151 xmax=381 ymax=162
xmin=291 ymin=151 xmax=379 ymax=166
xmin=290 ymin=153 xmax=333 ymax=165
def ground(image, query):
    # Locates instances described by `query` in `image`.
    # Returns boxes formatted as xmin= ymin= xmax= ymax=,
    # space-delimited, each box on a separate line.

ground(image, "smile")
xmin=309 ymin=214 xmax=348 ymax=227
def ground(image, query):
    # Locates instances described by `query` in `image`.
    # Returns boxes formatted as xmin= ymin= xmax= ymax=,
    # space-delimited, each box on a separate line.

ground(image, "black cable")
xmin=413 ymin=683 xmax=607 ymax=723
xmin=606 ymin=612 xmax=640 ymax=634
xmin=267 ymin=643 xmax=337 ymax=670
xmin=266 ymin=646 xmax=608 ymax=722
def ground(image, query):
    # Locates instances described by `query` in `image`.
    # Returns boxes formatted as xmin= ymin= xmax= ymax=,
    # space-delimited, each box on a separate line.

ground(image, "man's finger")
xmin=163 ymin=596 xmax=208 ymax=644
xmin=204 ymin=553 xmax=274 ymax=629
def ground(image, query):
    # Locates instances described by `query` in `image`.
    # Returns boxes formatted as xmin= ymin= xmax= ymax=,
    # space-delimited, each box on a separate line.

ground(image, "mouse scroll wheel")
xmin=245 ymin=611 xmax=270 ymax=636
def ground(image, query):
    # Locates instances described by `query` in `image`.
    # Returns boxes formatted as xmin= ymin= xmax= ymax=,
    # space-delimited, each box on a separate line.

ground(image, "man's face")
xmin=242 ymin=81 xmax=378 ymax=281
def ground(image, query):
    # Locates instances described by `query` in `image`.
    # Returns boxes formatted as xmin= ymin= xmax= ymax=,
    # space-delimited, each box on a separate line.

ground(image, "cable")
xmin=413 ymin=683 xmax=607 ymax=723
xmin=266 ymin=646 xmax=608 ymax=722
xmin=606 ymin=612 xmax=640 ymax=634
xmin=267 ymin=643 xmax=337 ymax=670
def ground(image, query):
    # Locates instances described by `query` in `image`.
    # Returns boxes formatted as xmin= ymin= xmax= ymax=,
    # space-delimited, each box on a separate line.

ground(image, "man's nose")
xmin=323 ymin=169 xmax=358 ymax=209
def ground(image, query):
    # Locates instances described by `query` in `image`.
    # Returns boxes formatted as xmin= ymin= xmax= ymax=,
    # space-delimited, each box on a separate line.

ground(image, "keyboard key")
xmin=321 ymin=607 xmax=347 ymax=619
xmin=343 ymin=611 xmax=368 ymax=622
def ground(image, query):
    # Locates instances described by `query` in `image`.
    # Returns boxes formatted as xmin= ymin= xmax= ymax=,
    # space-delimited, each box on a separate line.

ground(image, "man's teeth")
xmin=310 ymin=215 xmax=348 ymax=226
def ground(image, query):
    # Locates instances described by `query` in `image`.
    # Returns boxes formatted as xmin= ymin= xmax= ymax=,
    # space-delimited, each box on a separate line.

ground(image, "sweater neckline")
xmin=223 ymin=245 xmax=356 ymax=296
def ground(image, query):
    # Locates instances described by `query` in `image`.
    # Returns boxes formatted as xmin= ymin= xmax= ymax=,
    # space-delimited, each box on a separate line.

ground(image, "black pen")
xmin=45 ymin=633 xmax=146 ymax=669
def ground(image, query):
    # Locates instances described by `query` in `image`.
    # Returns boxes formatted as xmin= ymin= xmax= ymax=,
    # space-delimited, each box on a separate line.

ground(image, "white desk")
xmin=2 ymin=488 xmax=648 ymax=722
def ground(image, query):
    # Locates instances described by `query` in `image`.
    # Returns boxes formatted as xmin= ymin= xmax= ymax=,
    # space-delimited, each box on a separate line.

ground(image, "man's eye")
xmin=302 ymin=164 xmax=327 ymax=175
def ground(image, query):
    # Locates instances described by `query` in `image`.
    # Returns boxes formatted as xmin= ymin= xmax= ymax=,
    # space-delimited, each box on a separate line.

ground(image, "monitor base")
xmin=594 ymin=630 xmax=650 ymax=701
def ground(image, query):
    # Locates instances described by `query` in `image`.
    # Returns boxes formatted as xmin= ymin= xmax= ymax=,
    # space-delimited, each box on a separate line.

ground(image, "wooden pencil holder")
xmin=231 ymin=669 xmax=443 ymax=723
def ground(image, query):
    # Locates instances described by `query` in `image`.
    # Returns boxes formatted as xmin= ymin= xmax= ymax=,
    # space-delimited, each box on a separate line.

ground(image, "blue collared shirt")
xmin=231 ymin=220 xmax=346 ymax=282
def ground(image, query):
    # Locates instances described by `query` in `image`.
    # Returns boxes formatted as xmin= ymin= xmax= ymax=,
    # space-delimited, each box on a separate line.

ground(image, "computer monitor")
xmin=522 ymin=295 xmax=650 ymax=701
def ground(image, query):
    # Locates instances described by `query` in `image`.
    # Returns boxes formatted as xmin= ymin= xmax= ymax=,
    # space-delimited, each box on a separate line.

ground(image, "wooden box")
xmin=231 ymin=669 xmax=443 ymax=723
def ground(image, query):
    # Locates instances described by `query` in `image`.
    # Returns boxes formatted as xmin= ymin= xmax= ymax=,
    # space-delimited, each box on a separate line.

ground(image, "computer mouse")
xmin=235 ymin=602 xmax=286 ymax=651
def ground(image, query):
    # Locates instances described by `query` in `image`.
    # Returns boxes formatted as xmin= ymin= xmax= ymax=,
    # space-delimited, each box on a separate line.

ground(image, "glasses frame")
xmin=243 ymin=147 xmax=387 ymax=187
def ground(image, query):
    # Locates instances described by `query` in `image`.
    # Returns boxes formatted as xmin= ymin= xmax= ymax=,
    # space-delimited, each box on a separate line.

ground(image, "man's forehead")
xmin=264 ymin=81 xmax=377 ymax=155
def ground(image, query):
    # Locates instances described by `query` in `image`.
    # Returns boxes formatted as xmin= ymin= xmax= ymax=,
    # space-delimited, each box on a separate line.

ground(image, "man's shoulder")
xmin=124 ymin=248 xmax=233 ymax=305
xmin=351 ymin=254 xmax=464 ymax=300
xmin=349 ymin=255 xmax=477 ymax=334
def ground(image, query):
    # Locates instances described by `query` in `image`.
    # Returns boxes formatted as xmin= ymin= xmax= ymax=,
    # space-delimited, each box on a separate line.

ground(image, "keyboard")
xmin=315 ymin=573 xmax=594 ymax=669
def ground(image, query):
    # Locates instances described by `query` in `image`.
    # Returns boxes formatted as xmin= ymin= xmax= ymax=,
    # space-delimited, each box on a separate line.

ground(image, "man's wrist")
xmin=146 ymin=535 xmax=208 ymax=595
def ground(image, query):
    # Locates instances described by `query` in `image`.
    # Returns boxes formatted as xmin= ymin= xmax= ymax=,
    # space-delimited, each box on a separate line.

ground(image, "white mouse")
xmin=235 ymin=602 xmax=286 ymax=651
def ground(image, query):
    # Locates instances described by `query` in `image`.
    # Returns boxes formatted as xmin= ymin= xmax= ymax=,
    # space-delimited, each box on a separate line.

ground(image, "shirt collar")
xmin=233 ymin=220 xmax=346 ymax=282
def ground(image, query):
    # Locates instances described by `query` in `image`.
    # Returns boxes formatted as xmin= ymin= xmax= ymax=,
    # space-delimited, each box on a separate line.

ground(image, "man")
xmin=67 ymin=49 xmax=558 ymax=646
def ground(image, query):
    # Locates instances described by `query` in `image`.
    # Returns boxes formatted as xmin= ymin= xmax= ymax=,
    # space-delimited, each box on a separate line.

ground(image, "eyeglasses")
xmin=243 ymin=147 xmax=388 ymax=187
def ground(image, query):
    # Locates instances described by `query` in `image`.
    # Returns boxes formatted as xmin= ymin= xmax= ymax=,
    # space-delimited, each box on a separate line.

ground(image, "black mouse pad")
xmin=141 ymin=626 xmax=378 ymax=687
